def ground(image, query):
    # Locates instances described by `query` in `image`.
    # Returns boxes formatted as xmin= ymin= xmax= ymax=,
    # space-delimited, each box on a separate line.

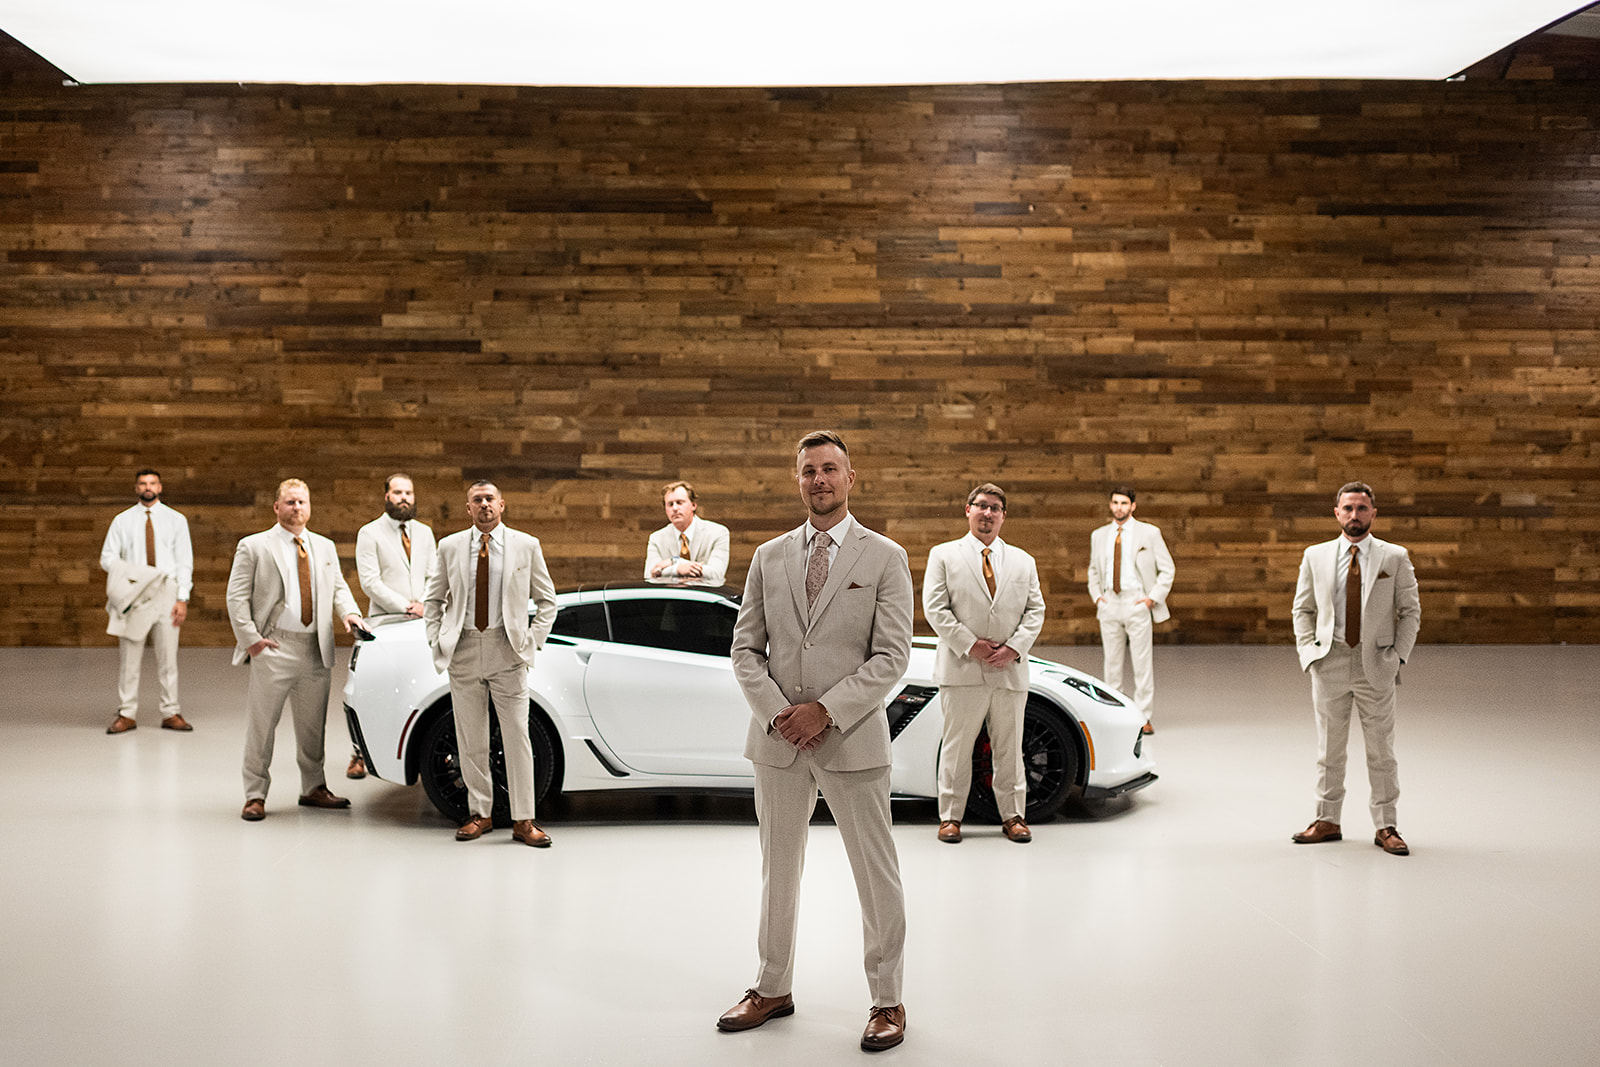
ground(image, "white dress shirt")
xmin=804 ymin=512 xmax=856 ymax=567
xmin=100 ymin=501 xmax=193 ymax=600
xmin=1103 ymin=520 xmax=1147 ymax=598
xmin=960 ymin=531 xmax=1004 ymax=589
xmin=468 ymin=524 xmax=505 ymax=630
xmin=269 ymin=524 xmax=316 ymax=634
xmin=1331 ymin=535 xmax=1374 ymax=645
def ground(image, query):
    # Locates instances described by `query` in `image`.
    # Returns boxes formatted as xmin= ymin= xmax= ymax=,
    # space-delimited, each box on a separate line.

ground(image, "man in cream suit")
xmin=350 ymin=472 xmax=436 ymax=778
xmin=227 ymin=479 xmax=366 ymax=821
xmin=1291 ymin=482 xmax=1421 ymax=856
xmin=1087 ymin=485 xmax=1175 ymax=734
xmin=717 ymin=430 xmax=914 ymax=1052
xmin=424 ymin=480 xmax=558 ymax=848
xmin=100 ymin=468 xmax=194 ymax=733
xmin=923 ymin=482 xmax=1047 ymax=845
xmin=645 ymin=480 xmax=730 ymax=584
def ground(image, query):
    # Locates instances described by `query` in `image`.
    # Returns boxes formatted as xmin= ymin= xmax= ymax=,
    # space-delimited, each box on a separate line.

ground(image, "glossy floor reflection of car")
xmin=2 ymin=644 xmax=1597 ymax=1067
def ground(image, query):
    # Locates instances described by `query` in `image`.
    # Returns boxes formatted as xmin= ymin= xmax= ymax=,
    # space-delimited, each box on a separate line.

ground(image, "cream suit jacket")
xmin=732 ymin=519 xmax=914 ymax=773
xmin=922 ymin=537 xmax=1046 ymax=691
xmin=644 ymin=517 xmax=730 ymax=584
xmin=1293 ymin=534 xmax=1421 ymax=686
xmin=355 ymin=516 xmax=436 ymax=615
xmin=1087 ymin=516 xmax=1175 ymax=624
xmin=226 ymin=528 xmax=360 ymax=668
xmin=424 ymin=525 xmax=558 ymax=674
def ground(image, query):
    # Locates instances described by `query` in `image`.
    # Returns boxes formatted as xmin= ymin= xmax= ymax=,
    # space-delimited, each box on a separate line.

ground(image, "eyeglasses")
xmin=970 ymin=503 xmax=1004 ymax=514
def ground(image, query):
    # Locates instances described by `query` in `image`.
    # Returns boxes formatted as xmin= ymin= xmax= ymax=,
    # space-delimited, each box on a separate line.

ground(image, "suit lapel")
xmin=807 ymin=523 xmax=865 ymax=626
xmin=960 ymin=543 xmax=990 ymax=602
xmin=269 ymin=532 xmax=293 ymax=599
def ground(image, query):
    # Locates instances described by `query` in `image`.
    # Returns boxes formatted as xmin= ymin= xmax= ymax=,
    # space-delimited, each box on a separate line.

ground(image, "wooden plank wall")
xmin=1 ymin=75 xmax=1596 ymax=647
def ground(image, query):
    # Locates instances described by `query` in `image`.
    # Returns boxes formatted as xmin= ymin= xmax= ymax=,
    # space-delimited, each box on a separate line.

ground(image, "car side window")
xmin=605 ymin=598 xmax=736 ymax=658
xmin=551 ymin=602 xmax=609 ymax=641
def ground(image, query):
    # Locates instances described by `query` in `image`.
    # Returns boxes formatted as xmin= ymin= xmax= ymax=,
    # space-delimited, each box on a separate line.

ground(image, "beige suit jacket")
xmin=732 ymin=518 xmax=914 ymax=773
xmin=923 ymin=537 xmax=1046 ymax=691
xmin=1293 ymin=534 xmax=1421 ymax=687
xmin=424 ymin=525 xmax=558 ymax=674
xmin=226 ymin=528 xmax=360 ymax=668
xmin=1087 ymin=516 xmax=1175 ymax=623
xmin=644 ymin=517 xmax=731 ymax=584
xmin=355 ymin=515 xmax=436 ymax=615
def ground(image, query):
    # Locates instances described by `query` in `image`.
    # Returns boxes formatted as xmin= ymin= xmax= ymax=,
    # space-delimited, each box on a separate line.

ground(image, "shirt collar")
xmin=806 ymin=513 xmax=853 ymax=547
xmin=962 ymin=531 xmax=1001 ymax=554
xmin=474 ymin=523 xmax=503 ymax=544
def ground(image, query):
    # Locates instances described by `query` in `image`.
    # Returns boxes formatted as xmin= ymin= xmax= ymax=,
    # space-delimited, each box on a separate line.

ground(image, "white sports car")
xmin=341 ymin=582 xmax=1156 ymax=824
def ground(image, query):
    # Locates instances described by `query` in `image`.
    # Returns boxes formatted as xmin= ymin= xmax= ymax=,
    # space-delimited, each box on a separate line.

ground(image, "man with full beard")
xmin=351 ymin=473 xmax=436 ymax=778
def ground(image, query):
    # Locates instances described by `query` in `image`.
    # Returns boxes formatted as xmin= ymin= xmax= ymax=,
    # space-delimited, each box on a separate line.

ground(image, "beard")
xmin=1341 ymin=518 xmax=1370 ymax=538
xmin=385 ymin=500 xmax=417 ymax=521
xmin=138 ymin=490 xmax=159 ymax=502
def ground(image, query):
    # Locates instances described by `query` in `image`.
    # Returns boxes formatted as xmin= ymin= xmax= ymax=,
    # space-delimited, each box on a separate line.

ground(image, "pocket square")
xmin=848 ymin=582 xmax=867 ymax=589
xmin=1376 ymin=571 xmax=1392 ymax=580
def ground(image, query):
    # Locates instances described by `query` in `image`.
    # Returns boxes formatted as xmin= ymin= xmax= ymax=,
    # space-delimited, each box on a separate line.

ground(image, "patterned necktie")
xmin=294 ymin=536 xmax=313 ymax=625
xmin=144 ymin=511 xmax=157 ymax=567
xmin=982 ymin=547 xmax=996 ymax=597
xmin=475 ymin=533 xmax=491 ymax=631
xmin=805 ymin=531 xmax=832 ymax=609
xmin=1112 ymin=527 xmax=1122 ymax=594
xmin=1345 ymin=544 xmax=1361 ymax=648
xmin=400 ymin=522 xmax=411 ymax=562
xmin=679 ymin=532 xmax=690 ymax=559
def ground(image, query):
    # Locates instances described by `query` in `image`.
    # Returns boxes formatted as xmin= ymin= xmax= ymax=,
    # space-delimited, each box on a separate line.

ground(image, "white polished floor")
xmin=2 ymin=644 xmax=1597 ymax=1066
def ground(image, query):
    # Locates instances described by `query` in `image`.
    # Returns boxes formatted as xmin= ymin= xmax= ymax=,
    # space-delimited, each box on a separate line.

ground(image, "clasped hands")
xmin=773 ymin=701 xmax=831 ymax=750
xmin=967 ymin=638 xmax=1019 ymax=668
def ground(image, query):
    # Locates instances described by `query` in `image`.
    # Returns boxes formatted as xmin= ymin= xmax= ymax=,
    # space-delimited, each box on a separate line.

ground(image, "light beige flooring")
xmin=2 ymin=643 xmax=1596 ymax=1066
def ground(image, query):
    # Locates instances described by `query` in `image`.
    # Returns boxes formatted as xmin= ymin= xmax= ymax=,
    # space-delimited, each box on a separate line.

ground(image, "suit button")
xmin=803 ymin=641 xmax=813 ymax=649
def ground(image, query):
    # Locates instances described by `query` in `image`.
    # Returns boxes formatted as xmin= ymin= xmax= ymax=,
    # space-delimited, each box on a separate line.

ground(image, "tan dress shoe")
xmin=1141 ymin=721 xmax=1154 ymax=735
xmin=1291 ymin=819 xmax=1342 ymax=844
xmin=160 ymin=714 xmax=193 ymax=731
xmin=717 ymin=989 xmax=794 ymax=1032
xmin=456 ymin=815 xmax=494 ymax=841
xmin=107 ymin=715 xmax=137 ymax=734
xmin=861 ymin=1004 xmax=906 ymax=1051
xmin=297 ymin=785 xmax=351 ymax=809
xmin=512 ymin=819 xmax=552 ymax=848
xmin=937 ymin=820 xmax=962 ymax=844
xmin=1375 ymin=826 xmax=1410 ymax=855
xmin=346 ymin=754 xmax=367 ymax=779
xmin=241 ymin=798 xmax=265 ymax=821
xmin=1002 ymin=817 xmax=1032 ymax=843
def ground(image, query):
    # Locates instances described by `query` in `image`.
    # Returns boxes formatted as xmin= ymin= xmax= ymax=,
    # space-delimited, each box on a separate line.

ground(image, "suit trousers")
xmin=1309 ymin=642 xmax=1400 ymax=829
xmin=117 ymin=582 xmax=180 ymax=718
xmin=1098 ymin=591 xmax=1155 ymax=720
xmin=241 ymin=632 xmax=330 ymax=800
xmin=753 ymin=756 xmax=905 ymax=1007
xmin=937 ymin=685 xmax=1027 ymax=822
xmin=449 ymin=626 xmax=537 ymax=822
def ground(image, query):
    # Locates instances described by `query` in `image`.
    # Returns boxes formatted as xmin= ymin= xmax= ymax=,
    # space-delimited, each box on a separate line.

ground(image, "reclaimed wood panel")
xmin=0 ymin=71 xmax=1596 ymax=647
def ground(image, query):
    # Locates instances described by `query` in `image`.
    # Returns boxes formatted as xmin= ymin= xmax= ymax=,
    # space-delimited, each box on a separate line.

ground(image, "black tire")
xmin=963 ymin=700 xmax=1082 ymax=824
xmin=417 ymin=700 xmax=561 ymax=827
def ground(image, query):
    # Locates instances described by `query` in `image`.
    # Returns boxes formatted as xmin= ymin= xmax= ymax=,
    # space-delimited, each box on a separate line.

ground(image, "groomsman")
xmin=1087 ymin=486 xmax=1175 ymax=734
xmin=100 ymin=468 xmax=194 ymax=733
xmin=351 ymin=472 xmax=435 ymax=778
xmin=425 ymin=481 xmax=558 ymax=847
xmin=922 ymin=482 xmax=1046 ymax=844
xmin=227 ymin=479 xmax=365 ymax=821
xmin=1291 ymin=482 xmax=1421 ymax=856
xmin=645 ymin=480 xmax=730 ymax=584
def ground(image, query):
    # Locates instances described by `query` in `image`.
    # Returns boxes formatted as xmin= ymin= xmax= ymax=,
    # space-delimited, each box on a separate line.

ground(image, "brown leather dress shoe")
xmin=1002 ymin=817 xmax=1032 ymax=843
xmin=512 ymin=819 xmax=552 ymax=848
xmin=297 ymin=785 xmax=351 ymax=809
xmin=1141 ymin=721 xmax=1155 ymax=735
xmin=861 ymin=1004 xmax=906 ymax=1051
xmin=160 ymin=714 xmax=193 ymax=731
xmin=107 ymin=715 xmax=137 ymax=734
xmin=346 ymin=754 xmax=367 ymax=779
xmin=717 ymin=989 xmax=794 ymax=1032
xmin=937 ymin=820 xmax=962 ymax=844
xmin=455 ymin=815 xmax=494 ymax=841
xmin=241 ymin=798 xmax=265 ymax=821
xmin=1375 ymin=826 xmax=1410 ymax=855
xmin=1291 ymin=819 xmax=1342 ymax=844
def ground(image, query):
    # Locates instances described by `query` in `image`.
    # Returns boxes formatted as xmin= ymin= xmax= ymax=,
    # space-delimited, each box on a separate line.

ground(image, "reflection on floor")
xmin=1 ymin=644 xmax=1596 ymax=1066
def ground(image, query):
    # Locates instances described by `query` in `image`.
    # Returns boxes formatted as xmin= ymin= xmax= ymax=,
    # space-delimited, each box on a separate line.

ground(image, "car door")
xmin=582 ymin=592 xmax=753 ymax=777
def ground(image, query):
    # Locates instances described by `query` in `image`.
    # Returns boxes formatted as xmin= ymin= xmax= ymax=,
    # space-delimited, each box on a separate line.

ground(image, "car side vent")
xmin=887 ymin=685 xmax=938 ymax=739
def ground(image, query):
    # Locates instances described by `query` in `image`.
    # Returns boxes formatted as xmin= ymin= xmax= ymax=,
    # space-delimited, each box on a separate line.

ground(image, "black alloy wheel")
xmin=418 ymin=701 xmax=560 ymax=826
xmin=963 ymin=699 xmax=1081 ymax=823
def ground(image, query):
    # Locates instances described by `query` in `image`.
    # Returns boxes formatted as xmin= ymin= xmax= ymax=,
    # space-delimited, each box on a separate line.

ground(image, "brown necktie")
xmin=679 ymin=532 xmax=690 ymax=560
xmin=982 ymin=547 xmax=996 ymax=597
xmin=1345 ymin=544 xmax=1361 ymax=648
xmin=295 ymin=536 xmax=313 ymax=626
xmin=144 ymin=511 xmax=157 ymax=567
xmin=805 ymin=531 xmax=832 ymax=609
xmin=475 ymin=533 xmax=491 ymax=631
xmin=399 ymin=522 xmax=411 ymax=562
xmin=1112 ymin=527 xmax=1122 ymax=594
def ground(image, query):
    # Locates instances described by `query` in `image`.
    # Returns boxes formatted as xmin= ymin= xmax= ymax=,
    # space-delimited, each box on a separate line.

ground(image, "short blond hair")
xmin=275 ymin=478 xmax=309 ymax=502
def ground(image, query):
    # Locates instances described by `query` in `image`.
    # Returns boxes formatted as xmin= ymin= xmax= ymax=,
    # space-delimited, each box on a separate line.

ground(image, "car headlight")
xmin=1048 ymin=673 xmax=1124 ymax=706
